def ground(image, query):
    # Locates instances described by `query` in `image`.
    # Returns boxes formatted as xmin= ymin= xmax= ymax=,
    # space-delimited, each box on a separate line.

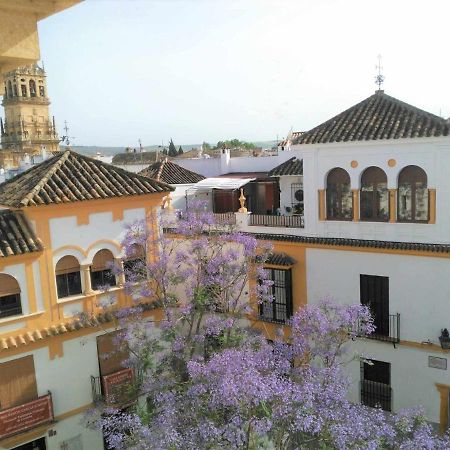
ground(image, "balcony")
xmin=249 ymin=214 xmax=304 ymax=228
xmin=91 ymin=368 xmax=136 ymax=407
xmin=357 ymin=313 xmax=400 ymax=345
xmin=360 ymin=380 xmax=392 ymax=412
xmin=0 ymin=392 xmax=54 ymax=440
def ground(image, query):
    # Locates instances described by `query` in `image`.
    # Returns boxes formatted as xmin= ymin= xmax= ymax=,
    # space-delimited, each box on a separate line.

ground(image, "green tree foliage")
xmin=215 ymin=139 xmax=256 ymax=150
xmin=202 ymin=142 xmax=211 ymax=150
xmin=178 ymin=146 xmax=183 ymax=155
xmin=168 ymin=139 xmax=178 ymax=157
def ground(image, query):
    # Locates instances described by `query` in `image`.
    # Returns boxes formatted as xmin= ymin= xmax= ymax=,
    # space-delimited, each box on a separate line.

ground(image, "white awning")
xmin=187 ymin=177 xmax=255 ymax=193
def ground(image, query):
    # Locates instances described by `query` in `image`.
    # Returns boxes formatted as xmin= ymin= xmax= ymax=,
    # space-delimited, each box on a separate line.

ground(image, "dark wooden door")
xmin=360 ymin=275 xmax=389 ymax=337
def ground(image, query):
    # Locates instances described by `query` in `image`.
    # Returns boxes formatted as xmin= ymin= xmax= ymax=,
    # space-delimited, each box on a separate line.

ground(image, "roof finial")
xmin=375 ymin=54 xmax=385 ymax=92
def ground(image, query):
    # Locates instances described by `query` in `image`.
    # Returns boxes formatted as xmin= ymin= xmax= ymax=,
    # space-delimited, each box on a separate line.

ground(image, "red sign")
xmin=102 ymin=368 xmax=134 ymax=404
xmin=0 ymin=394 xmax=53 ymax=440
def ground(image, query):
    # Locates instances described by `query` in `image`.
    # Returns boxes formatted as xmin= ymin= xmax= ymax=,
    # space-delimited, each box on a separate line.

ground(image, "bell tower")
xmin=0 ymin=63 xmax=60 ymax=168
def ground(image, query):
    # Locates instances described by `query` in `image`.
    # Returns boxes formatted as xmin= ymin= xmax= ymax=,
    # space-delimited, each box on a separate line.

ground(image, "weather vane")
xmin=61 ymin=120 xmax=75 ymax=146
xmin=375 ymin=54 xmax=385 ymax=90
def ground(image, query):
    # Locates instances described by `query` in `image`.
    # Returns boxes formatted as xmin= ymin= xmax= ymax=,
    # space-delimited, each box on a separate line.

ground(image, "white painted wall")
xmin=306 ymin=248 xmax=450 ymax=343
xmin=306 ymin=247 xmax=450 ymax=423
xmin=278 ymin=175 xmax=302 ymax=214
xmin=50 ymin=207 xmax=147 ymax=263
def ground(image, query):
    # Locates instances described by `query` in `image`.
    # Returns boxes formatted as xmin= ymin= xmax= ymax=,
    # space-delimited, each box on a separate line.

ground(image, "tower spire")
xmin=375 ymin=54 xmax=385 ymax=91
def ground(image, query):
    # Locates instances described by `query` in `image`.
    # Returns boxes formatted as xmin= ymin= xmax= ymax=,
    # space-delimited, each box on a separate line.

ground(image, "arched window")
xmin=398 ymin=166 xmax=428 ymax=222
xmin=123 ymin=244 xmax=146 ymax=283
xmin=13 ymin=84 xmax=17 ymax=97
xmin=360 ymin=167 xmax=388 ymax=221
xmin=326 ymin=168 xmax=353 ymax=220
xmin=90 ymin=249 xmax=117 ymax=290
xmin=7 ymin=81 xmax=12 ymax=98
xmin=29 ymin=79 xmax=36 ymax=97
xmin=39 ymin=86 xmax=45 ymax=97
xmin=0 ymin=274 xmax=22 ymax=318
xmin=21 ymin=84 xmax=27 ymax=96
xmin=55 ymin=256 xmax=82 ymax=298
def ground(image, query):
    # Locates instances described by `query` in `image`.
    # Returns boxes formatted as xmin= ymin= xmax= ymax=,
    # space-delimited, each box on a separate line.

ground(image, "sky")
xmin=25 ymin=0 xmax=450 ymax=147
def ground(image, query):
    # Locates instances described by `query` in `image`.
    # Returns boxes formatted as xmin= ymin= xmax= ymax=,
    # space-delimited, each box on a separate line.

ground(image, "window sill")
xmin=0 ymin=310 xmax=45 ymax=326
xmin=258 ymin=316 xmax=290 ymax=326
xmin=56 ymin=286 xmax=124 ymax=305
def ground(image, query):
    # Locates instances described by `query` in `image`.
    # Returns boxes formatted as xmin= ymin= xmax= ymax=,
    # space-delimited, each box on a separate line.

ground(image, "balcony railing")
xmin=359 ymin=313 xmax=400 ymax=344
xmin=91 ymin=368 xmax=136 ymax=406
xmin=360 ymin=380 xmax=392 ymax=412
xmin=0 ymin=392 xmax=54 ymax=440
xmin=249 ymin=214 xmax=304 ymax=228
xmin=213 ymin=212 xmax=236 ymax=225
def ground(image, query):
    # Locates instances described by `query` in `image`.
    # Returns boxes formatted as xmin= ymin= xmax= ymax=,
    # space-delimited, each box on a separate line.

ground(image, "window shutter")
xmin=55 ymin=255 xmax=80 ymax=275
xmin=97 ymin=331 xmax=129 ymax=376
xmin=0 ymin=274 xmax=20 ymax=297
xmin=0 ymin=355 xmax=38 ymax=409
xmin=92 ymin=249 xmax=114 ymax=273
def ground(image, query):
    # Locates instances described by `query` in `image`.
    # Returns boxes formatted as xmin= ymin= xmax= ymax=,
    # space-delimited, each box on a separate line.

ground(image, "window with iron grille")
xmin=259 ymin=268 xmax=293 ymax=323
xmin=360 ymin=359 xmax=392 ymax=411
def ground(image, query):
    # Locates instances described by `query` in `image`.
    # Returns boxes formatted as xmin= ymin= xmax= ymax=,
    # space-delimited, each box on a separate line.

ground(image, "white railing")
xmin=213 ymin=212 xmax=236 ymax=225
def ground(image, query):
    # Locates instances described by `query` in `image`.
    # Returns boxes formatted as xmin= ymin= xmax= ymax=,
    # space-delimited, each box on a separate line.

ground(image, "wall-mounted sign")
xmin=0 ymin=393 xmax=53 ymax=440
xmin=428 ymin=356 xmax=447 ymax=370
xmin=102 ymin=368 xmax=134 ymax=404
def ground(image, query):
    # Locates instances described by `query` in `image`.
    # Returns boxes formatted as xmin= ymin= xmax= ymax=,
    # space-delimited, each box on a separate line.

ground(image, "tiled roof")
xmin=0 ymin=210 xmax=42 ymax=257
xmin=251 ymin=233 xmax=450 ymax=254
xmin=0 ymin=300 xmax=160 ymax=350
xmin=266 ymin=252 xmax=296 ymax=266
xmin=269 ymin=157 xmax=303 ymax=176
xmin=138 ymin=160 xmax=205 ymax=184
xmin=0 ymin=150 xmax=173 ymax=208
xmin=293 ymin=91 xmax=450 ymax=144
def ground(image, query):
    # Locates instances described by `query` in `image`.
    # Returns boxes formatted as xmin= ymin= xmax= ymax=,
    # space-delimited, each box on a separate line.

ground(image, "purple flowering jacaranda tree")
xmin=87 ymin=206 xmax=450 ymax=450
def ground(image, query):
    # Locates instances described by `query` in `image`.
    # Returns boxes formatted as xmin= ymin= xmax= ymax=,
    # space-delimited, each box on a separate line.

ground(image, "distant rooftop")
xmin=138 ymin=159 xmax=205 ymax=185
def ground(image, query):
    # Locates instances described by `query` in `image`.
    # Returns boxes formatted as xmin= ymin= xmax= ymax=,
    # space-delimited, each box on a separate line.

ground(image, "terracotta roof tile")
xmin=251 ymin=232 xmax=450 ymax=253
xmin=0 ymin=210 xmax=42 ymax=257
xmin=0 ymin=150 xmax=173 ymax=208
xmin=269 ymin=157 xmax=303 ymax=176
xmin=266 ymin=252 xmax=296 ymax=266
xmin=293 ymin=91 xmax=450 ymax=144
xmin=138 ymin=160 xmax=205 ymax=184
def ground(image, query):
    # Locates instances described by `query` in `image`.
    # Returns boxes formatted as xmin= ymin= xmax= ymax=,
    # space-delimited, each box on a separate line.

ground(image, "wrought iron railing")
xmin=91 ymin=368 xmax=136 ymax=406
xmin=249 ymin=214 xmax=304 ymax=228
xmin=359 ymin=313 xmax=400 ymax=344
xmin=360 ymin=380 xmax=392 ymax=412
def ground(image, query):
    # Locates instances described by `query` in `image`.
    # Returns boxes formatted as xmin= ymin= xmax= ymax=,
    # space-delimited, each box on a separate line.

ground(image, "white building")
xmin=174 ymin=90 xmax=450 ymax=431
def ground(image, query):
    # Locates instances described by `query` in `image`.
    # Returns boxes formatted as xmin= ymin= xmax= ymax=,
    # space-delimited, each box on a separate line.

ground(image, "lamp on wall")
xmin=439 ymin=328 xmax=450 ymax=350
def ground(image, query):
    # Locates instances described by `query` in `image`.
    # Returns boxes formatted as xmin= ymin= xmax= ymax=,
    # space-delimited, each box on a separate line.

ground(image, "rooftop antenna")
xmin=375 ymin=54 xmax=385 ymax=91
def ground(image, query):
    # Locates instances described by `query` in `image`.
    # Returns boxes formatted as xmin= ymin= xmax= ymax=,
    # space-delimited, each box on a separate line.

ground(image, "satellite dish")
xmin=294 ymin=189 xmax=303 ymax=202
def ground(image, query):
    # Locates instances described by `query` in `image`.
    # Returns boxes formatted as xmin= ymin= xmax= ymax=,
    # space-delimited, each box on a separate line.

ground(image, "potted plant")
xmin=439 ymin=328 xmax=450 ymax=349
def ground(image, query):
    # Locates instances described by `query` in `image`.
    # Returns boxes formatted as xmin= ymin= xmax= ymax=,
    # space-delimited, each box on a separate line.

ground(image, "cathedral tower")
xmin=0 ymin=63 xmax=60 ymax=168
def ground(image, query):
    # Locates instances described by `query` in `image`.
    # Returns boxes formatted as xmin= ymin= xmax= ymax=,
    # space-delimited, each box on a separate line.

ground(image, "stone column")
xmin=428 ymin=189 xmax=436 ymax=224
xmin=352 ymin=189 xmax=359 ymax=222
xmin=115 ymin=257 xmax=126 ymax=287
xmin=80 ymin=264 xmax=93 ymax=295
xmin=388 ymin=189 xmax=396 ymax=223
